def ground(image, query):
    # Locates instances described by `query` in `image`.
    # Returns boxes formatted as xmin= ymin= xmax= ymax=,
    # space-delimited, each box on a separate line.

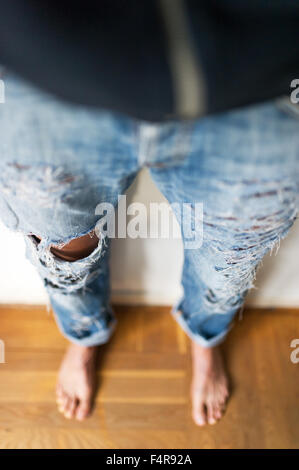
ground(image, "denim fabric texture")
xmin=0 ymin=73 xmax=299 ymax=347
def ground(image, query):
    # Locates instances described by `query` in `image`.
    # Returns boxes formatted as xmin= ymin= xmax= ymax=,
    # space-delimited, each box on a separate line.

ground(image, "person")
xmin=0 ymin=70 xmax=298 ymax=425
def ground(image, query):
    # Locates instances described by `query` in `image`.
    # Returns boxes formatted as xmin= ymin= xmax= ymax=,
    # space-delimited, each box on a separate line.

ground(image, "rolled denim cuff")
xmin=171 ymin=304 xmax=232 ymax=348
xmin=53 ymin=311 xmax=117 ymax=347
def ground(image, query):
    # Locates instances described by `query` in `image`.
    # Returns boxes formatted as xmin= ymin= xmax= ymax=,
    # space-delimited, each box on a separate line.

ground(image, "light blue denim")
xmin=0 ymin=72 xmax=299 ymax=347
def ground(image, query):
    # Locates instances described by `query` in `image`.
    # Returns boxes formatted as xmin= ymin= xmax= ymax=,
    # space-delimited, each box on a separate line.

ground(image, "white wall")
xmin=0 ymin=168 xmax=298 ymax=307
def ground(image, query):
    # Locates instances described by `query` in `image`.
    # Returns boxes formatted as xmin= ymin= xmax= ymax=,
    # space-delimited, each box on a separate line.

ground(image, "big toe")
xmin=192 ymin=397 xmax=207 ymax=426
xmin=56 ymin=388 xmax=68 ymax=414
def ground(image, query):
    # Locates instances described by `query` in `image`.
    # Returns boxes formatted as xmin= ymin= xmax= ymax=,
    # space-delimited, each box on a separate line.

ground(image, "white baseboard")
xmin=111 ymin=289 xmax=181 ymax=306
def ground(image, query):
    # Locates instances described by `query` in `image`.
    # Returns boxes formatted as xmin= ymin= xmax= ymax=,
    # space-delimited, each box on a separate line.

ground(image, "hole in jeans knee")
xmin=30 ymin=231 xmax=99 ymax=262
xmin=51 ymin=230 xmax=99 ymax=262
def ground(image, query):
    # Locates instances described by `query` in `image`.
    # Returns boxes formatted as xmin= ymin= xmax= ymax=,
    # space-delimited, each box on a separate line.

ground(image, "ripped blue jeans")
xmin=0 ymin=73 xmax=299 ymax=348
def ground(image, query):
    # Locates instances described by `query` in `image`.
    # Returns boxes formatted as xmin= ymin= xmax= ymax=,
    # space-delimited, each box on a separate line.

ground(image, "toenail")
xmin=194 ymin=416 xmax=205 ymax=426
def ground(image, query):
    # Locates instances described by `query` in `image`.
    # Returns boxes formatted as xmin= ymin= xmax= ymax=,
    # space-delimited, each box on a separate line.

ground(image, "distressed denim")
xmin=0 ymin=72 xmax=299 ymax=347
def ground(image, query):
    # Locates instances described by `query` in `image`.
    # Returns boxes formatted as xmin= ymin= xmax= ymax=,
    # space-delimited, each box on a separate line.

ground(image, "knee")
xmin=51 ymin=231 xmax=99 ymax=261
xmin=34 ymin=231 xmax=99 ymax=261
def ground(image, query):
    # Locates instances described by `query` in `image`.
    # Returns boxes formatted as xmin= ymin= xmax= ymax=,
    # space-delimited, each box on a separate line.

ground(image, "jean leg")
xmin=148 ymin=101 xmax=299 ymax=347
xmin=0 ymin=72 xmax=138 ymax=345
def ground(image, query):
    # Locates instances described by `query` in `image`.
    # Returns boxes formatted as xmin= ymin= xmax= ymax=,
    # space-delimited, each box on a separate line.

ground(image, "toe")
xmin=192 ymin=394 xmax=207 ymax=426
xmin=64 ymin=397 xmax=77 ymax=419
xmin=207 ymin=403 xmax=217 ymax=425
xmin=214 ymin=406 xmax=223 ymax=421
xmin=76 ymin=398 xmax=91 ymax=421
xmin=62 ymin=396 xmax=72 ymax=418
xmin=193 ymin=407 xmax=207 ymax=426
xmin=56 ymin=395 xmax=64 ymax=408
xmin=57 ymin=391 xmax=69 ymax=415
xmin=217 ymin=395 xmax=228 ymax=415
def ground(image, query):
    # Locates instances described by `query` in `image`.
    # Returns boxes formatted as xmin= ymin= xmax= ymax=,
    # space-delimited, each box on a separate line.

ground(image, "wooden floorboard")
xmin=0 ymin=304 xmax=298 ymax=449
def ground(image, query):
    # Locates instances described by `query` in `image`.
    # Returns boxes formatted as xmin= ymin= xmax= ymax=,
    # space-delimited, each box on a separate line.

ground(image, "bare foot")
xmin=56 ymin=344 xmax=98 ymax=421
xmin=191 ymin=342 xmax=229 ymax=426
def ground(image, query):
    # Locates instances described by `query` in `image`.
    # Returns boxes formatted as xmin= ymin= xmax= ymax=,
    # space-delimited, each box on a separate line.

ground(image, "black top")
xmin=0 ymin=0 xmax=298 ymax=121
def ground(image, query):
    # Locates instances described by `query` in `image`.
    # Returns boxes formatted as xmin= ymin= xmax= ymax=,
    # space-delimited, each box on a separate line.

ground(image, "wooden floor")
xmin=0 ymin=304 xmax=298 ymax=449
